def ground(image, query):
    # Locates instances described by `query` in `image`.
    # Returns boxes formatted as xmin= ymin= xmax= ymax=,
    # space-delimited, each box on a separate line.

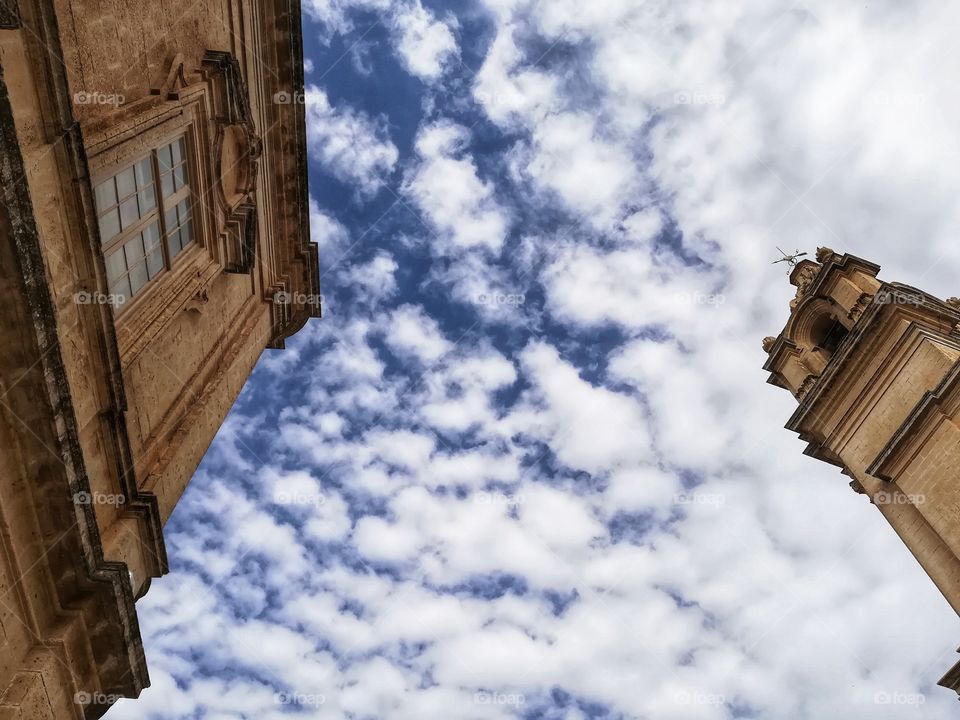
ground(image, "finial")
xmin=762 ymin=336 xmax=777 ymax=353
xmin=815 ymin=247 xmax=836 ymax=263
xmin=947 ymin=297 xmax=960 ymax=309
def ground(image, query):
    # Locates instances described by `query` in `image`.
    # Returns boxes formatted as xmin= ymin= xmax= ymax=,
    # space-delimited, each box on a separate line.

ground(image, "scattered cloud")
xmin=304 ymin=86 xmax=398 ymax=196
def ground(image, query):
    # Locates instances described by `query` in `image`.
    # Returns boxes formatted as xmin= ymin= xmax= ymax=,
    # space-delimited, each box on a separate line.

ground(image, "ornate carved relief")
xmin=789 ymin=259 xmax=822 ymax=310
xmin=201 ymin=51 xmax=262 ymax=274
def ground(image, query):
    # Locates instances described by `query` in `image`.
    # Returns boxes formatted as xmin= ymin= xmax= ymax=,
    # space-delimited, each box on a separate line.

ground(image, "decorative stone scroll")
xmin=201 ymin=51 xmax=262 ymax=274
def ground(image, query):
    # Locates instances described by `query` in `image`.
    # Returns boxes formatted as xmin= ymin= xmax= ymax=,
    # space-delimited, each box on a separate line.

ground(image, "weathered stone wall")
xmin=0 ymin=0 xmax=316 ymax=716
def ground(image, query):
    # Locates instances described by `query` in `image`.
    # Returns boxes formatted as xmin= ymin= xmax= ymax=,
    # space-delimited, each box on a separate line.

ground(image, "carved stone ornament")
xmin=201 ymin=51 xmax=262 ymax=274
xmin=789 ymin=260 xmax=822 ymax=310
xmin=947 ymin=297 xmax=960 ymax=309
xmin=762 ymin=336 xmax=777 ymax=353
xmin=815 ymin=246 xmax=836 ymax=263
xmin=848 ymin=292 xmax=871 ymax=323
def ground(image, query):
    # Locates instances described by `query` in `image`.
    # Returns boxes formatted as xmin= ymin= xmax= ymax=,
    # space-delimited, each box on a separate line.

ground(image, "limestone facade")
xmin=0 ymin=1 xmax=317 ymax=717
xmin=763 ymin=248 xmax=960 ymax=695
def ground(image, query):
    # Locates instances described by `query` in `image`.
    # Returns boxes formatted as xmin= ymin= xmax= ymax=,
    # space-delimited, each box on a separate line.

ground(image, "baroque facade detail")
xmin=0 ymin=1 xmax=318 ymax=717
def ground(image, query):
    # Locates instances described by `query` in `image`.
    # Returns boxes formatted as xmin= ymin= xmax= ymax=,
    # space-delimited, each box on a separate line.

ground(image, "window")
xmin=93 ymin=136 xmax=194 ymax=309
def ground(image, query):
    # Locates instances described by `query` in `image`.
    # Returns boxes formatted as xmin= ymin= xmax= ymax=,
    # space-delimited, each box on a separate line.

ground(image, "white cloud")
xmin=404 ymin=121 xmax=511 ymax=253
xmin=382 ymin=304 xmax=453 ymax=364
xmin=525 ymin=112 xmax=637 ymax=227
xmin=310 ymin=196 xmax=350 ymax=265
xmin=421 ymin=348 xmax=517 ymax=433
xmin=303 ymin=0 xmax=459 ymax=82
xmin=515 ymin=341 xmax=652 ymax=474
xmin=305 ymin=86 xmax=399 ymax=196
xmin=391 ymin=2 xmax=460 ymax=81
xmin=342 ymin=251 xmax=399 ymax=304
xmin=301 ymin=0 xmax=391 ymax=36
xmin=354 ymin=515 xmax=423 ymax=564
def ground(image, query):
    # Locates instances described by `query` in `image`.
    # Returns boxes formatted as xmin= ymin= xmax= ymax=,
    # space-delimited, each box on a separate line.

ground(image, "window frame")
xmin=82 ymin=51 xmax=262 ymax=368
xmin=93 ymin=132 xmax=199 ymax=315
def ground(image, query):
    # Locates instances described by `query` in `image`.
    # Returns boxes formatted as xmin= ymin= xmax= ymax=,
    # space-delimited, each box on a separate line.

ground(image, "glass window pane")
xmin=161 ymin=172 xmax=174 ymax=198
xmin=164 ymin=205 xmax=177 ymax=229
xmin=158 ymin=144 xmax=173 ymax=172
xmin=94 ymin=179 xmax=116 ymax=213
xmin=171 ymin=138 xmax=183 ymax=164
xmin=116 ymin=166 xmax=136 ymax=199
xmin=104 ymin=248 xmax=126 ymax=285
xmin=146 ymin=247 xmax=164 ymax=278
xmin=173 ymin=165 xmax=186 ymax=191
xmin=179 ymin=218 xmax=193 ymax=247
xmin=109 ymin=277 xmax=131 ymax=308
xmin=134 ymin=158 xmax=152 ymax=188
xmin=129 ymin=261 xmax=148 ymax=295
xmin=167 ymin=230 xmax=183 ymax=260
xmin=138 ymin=188 xmax=156 ymax=215
xmin=143 ymin=221 xmax=160 ymax=251
xmin=119 ymin=196 xmax=139 ymax=229
xmin=99 ymin=210 xmax=120 ymax=243
xmin=123 ymin=235 xmax=145 ymax=266
xmin=177 ymin=198 xmax=189 ymax=218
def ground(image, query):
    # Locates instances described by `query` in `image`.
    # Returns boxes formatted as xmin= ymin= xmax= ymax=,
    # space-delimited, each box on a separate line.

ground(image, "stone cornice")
xmin=262 ymin=0 xmax=321 ymax=349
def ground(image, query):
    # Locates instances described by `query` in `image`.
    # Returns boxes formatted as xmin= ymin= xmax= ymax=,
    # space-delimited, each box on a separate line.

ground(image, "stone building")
xmin=0 ymin=1 xmax=318 ymax=717
xmin=763 ymin=248 xmax=960 ymax=695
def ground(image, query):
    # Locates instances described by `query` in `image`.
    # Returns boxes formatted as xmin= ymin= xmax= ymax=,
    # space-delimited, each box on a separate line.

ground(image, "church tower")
xmin=763 ymin=248 xmax=960 ymax=694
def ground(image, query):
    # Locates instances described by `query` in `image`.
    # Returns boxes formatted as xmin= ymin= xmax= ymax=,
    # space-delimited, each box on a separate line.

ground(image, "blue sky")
xmin=112 ymin=1 xmax=960 ymax=718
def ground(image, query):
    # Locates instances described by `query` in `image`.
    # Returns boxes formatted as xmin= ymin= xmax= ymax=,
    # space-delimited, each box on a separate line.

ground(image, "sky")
xmin=111 ymin=1 xmax=960 ymax=718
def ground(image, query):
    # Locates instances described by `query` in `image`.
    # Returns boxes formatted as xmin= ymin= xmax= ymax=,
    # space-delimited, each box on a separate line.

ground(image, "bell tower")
xmin=763 ymin=247 xmax=960 ymax=694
